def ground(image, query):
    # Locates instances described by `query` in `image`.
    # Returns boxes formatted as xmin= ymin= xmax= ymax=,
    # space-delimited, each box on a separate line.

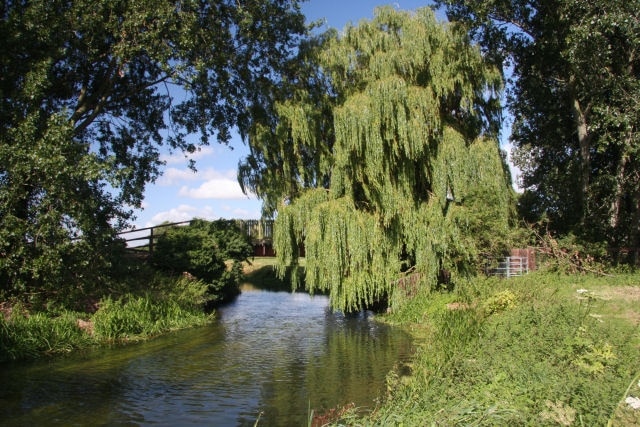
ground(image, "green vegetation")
xmin=434 ymin=0 xmax=640 ymax=263
xmin=243 ymin=7 xmax=514 ymax=313
xmin=0 ymin=0 xmax=307 ymax=303
xmin=1 ymin=1 xmax=639 ymax=422
xmin=315 ymin=271 xmax=640 ymax=426
xmin=0 ymin=309 xmax=94 ymax=362
xmin=0 ymin=266 xmax=214 ymax=363
xmin=152 ymin=219 xmax=254 ymax=305
xmin=0 ymin=219 xmax=255 ymax=363
xmin=242 ymin=257 xmax=306 ymax=292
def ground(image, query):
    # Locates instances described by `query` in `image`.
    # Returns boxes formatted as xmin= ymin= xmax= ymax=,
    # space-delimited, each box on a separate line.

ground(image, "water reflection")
xmin=0 ymin=290 xmax=413 ymax=426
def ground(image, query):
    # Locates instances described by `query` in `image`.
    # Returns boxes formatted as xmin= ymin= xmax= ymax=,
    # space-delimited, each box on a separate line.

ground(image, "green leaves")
xmin=438 ymin=0 xmax=640 ymax=262
xmin=151 ymin=220 xmax=253 ymax=304
xmin=0 ymin=1 xmax=308 ymax=297
xmin=264 ymin=7 xmax=513 ymax=312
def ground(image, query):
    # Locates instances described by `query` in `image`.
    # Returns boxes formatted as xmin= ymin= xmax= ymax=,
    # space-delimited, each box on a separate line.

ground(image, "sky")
xmin=130 ymin=0 xmax=515 ymax=230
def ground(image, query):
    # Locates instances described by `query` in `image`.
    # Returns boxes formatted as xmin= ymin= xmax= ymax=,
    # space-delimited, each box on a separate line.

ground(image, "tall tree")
xmin=436 ymin=0 xmax=640 ymax=263
xmin=241 ymin=7 xmax=513 ymax=312
xmin=0 ymin=0 xmax=307 ymax=297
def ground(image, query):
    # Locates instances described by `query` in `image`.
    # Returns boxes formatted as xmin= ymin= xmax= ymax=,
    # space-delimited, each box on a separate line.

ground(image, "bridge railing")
xmin=117 ymin=219 xmax=275 ymax=256
xmin=117 ymin=221 xmax=192 ymax=254
xmin=235 ymin=219 xmax=273 ymax=241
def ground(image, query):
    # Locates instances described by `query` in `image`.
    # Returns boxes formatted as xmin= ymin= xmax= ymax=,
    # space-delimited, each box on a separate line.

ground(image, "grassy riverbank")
xmin=0 ymin=257 xmax=292 ymax=363
xmin=328 ymin=271 xmax=640 ymax=426
xmin=0 ymin=274 xmax=215 ymax=363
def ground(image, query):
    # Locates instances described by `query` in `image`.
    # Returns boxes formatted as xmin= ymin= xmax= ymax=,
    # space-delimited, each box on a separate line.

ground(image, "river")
xmin=0 ymin=287 xmax=413 ymax=426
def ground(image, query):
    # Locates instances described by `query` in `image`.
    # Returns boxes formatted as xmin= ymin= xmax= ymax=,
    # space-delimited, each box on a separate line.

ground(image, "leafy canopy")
xmin=436 ymin=0 xmax=640 ymax=263
xmin=0 ymin=0 xmax=307 ymax=297
xmin=242 ymin=7 xmax=514 ymax=312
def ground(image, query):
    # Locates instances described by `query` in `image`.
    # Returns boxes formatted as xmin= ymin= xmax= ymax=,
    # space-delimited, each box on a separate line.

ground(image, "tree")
xmin=241 ymin=7 xmax=514 ymax=312
xmin=0 ymin=0 xmax=307 ymax=297
xmin=435 ymin=0 xmax=640 ymax=263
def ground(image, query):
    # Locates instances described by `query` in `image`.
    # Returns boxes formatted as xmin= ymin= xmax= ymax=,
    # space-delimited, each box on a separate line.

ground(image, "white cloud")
xmin=178 ymin=178 xmax=254 ymax=200
xmin=145 ymin=204 xmax=217 ymax=227
xmin=158 ymin=167 xmax=199 ymax=185
xmin=158 ymin=166 xmax=239 ymax=186
xmin=221 ymin=205 xmax=259 ymax=219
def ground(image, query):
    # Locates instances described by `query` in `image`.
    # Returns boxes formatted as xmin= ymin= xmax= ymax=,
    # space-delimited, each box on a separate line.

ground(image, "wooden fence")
xmin=118 ymin=219 xmax=275 ymax=257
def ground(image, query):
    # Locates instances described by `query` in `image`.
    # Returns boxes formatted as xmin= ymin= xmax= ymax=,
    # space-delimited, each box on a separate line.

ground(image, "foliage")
xmin=0 ymin=0 xmax=308 ymax=298
xmin=482 ymin=289 xmax=517 ymax=315
xmin=151 ymin=219 xmax=253 ymax=304
xmin=242 ymin=257 xmax=306 ymax=292
xmin=92 ymin=292 xmax=210 ymax=341
xmin=435 ymin=0 xmax=640 ymax=264
xmin=243 ymin=7 xmax=514 ymax=312
xmin=0 ymin=309 xmax=94 ymax=363
xmin=0 ymin=269 xmax=212 ymax=362
xmin=352 ymin=272 xmax=640 ymax=426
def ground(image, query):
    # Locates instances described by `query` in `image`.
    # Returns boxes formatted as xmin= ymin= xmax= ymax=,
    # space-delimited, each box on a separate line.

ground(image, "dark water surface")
xmin=0 ymin=288 xmax=413 ymax=426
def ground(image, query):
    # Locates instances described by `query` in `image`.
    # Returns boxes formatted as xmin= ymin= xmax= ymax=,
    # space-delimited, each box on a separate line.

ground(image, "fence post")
xmin=149 ymin=226 xmax=154 ymax=256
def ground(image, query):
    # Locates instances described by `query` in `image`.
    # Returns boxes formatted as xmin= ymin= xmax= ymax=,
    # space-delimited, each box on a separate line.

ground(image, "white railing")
xmin=489 ymin=256 xmax=529 ymax=278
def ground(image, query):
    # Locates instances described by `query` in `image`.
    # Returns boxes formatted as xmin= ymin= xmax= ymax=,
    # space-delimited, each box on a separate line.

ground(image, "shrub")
xmin=482 ymin=289 xmax=518 ymax=315
xmin=151 ymin=219 xmax=253 ymax=304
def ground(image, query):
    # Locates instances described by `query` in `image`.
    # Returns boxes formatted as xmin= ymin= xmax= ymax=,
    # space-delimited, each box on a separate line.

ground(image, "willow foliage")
xmin=253 ymin=7 xmax=513 ymax=312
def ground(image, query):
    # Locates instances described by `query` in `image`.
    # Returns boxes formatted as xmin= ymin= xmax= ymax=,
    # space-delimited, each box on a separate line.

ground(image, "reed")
xmin=92 ymin=292 xmax=210 ymax=342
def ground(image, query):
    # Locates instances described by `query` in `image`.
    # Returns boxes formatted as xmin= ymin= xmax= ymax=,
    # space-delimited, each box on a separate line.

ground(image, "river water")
xmin=0 ymin=287 xmax=413 ymax=426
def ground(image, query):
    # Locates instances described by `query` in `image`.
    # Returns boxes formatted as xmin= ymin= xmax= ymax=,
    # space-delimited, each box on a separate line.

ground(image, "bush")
xmin=151 ymin=219 xmax=253 ymax=304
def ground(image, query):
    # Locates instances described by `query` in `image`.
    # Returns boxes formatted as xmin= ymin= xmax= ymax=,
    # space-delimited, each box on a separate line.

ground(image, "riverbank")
xmin=329 ymin=271 xmax=640 ymax=426
xmin=0 ymin=274 xmax=215 ymax=363
xmin=0 ymin=257 xmax=299 ymax=363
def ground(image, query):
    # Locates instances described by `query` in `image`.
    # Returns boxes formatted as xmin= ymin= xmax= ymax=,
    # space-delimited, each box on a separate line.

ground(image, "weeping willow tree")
xmin=241 ymin=7 xmax=514 ymax=312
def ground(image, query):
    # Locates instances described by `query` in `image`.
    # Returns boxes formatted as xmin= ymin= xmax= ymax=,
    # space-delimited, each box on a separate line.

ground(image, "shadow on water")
xmin=241 ymin=260 xmax=308 ymax=293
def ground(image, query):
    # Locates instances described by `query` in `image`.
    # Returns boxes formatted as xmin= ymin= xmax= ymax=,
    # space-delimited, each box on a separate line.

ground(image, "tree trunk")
xmin=610 ymin=155 xmax=627 ymax=230
xmin=569 ymin=82 xmax=591 ymax=225
xmin=632 ymin=168 xmax=640 ymax=266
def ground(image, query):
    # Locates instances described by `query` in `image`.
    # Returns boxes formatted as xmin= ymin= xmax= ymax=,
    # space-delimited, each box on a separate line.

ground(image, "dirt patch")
xmin=0 ymin=302 xmax=12 ymax=320
xmin=76 ymin=319 xmax=95 ymax=335
xmin=594 ymin=286 xmax=640 ymax=301
xmin=446 ymin=302 xmax=476 ymax=310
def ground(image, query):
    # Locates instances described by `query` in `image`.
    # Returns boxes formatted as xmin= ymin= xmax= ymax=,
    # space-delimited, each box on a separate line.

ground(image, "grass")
xmin=0 ymin=257 xmax=287 ymax=363
xmin=327 ymin=271 xmax=640 ymax=426
xmin=0 ymin=309 xmax=95 ymax=361
xmin=0 ymin=263 xmax=215 ymax=362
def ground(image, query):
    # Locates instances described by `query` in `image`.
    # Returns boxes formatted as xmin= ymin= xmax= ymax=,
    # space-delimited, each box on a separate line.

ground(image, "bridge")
xmin=118 ymin=219 xmax=276 ymax=257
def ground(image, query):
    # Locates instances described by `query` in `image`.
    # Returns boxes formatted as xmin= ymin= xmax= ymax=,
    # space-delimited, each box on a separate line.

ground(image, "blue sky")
xmin=131 ymin=1 xmax=515 ymax=229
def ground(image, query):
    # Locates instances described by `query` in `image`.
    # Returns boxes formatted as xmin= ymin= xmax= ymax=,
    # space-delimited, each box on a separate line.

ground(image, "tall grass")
xmin=341 ymin=272 xmax=640 ymax=426
xmin=0 ymin=310 xmax=94 ymax=362
xmin=92 ymin=291 xmax=211 ymax=341
xmin=1 ymin=276 xmax=213 ymax=361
